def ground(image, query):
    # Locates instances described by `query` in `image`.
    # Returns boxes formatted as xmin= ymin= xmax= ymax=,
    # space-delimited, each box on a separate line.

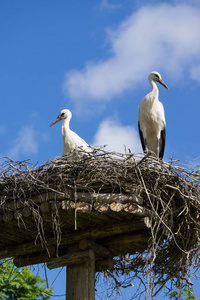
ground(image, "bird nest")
xmin=0 ymin=148 xmax=200 ymax=298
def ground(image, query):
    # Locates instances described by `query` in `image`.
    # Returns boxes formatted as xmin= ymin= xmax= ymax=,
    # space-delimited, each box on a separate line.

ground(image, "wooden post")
xmin=66 ymin=249 xmax=95 ymax=300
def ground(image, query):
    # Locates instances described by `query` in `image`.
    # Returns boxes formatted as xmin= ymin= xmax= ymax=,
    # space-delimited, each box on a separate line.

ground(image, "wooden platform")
xmin=0 ymin=190 xmax=151 ymax=271
xmin=1 ymin=152 xmax=199 ymax=299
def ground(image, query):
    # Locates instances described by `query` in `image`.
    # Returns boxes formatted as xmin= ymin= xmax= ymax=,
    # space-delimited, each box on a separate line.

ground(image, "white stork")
xmin=50 ymin=109 xmax=92 ymax=155
xmin=138 ymin=71 xmax=168 ymax=159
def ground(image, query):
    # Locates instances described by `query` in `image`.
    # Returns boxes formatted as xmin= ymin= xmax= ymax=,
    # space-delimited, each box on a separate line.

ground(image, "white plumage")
xmin=138 ymin=71 xmax=168 ymax=159
xmin=50 ymin=109 xmax=92 ymax=155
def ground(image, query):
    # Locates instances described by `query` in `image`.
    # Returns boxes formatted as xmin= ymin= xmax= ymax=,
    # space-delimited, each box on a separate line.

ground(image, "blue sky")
xmin=1 ymin=0 xmax=200 ymax=298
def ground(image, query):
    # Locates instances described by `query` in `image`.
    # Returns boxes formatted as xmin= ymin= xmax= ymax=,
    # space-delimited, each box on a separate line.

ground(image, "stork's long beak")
xmin=157 ymin=78 xmax=169 ymax=90
xmin=50 ymin=116 xmax=62 ymax=127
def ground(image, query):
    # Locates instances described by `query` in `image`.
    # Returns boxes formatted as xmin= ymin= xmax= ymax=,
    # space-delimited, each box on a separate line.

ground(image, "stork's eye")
xmin=60 ymin=113 xmax=65 ymax=117
xmin=155 ymin=74 xmax=159 ymax=78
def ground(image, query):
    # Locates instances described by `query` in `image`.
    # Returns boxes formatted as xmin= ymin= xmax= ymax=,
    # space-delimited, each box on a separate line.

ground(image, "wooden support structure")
xmin=47 ymin=241 xmax=111 ymax=299
xmin=0 ymin=190 xmax=152 ymax=299
xmin=47 ymin=250 xmax=94 ymax=270
xmin=0 ymin=218 xmax=150 ymax=260
xmin=0 ymin=149 xmax=197 ymax=300
xmin=66 ymin=251 xmax=95 ymax=300
xmin=63 ymin=244 xmax=95 ymax=300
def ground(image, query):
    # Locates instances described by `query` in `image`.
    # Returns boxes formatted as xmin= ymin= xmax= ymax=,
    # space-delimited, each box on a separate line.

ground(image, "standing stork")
xmin=50 ymin=109 xmax=92 ymax=155
xmin=138 ymin=71 xmax=168 ymax=159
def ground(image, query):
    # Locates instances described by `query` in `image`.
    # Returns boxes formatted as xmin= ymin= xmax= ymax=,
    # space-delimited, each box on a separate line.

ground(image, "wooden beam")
xmin=0 ymin=218 xmax=150 ymax=259
xmin=14 ymin=247 xmax=56 ymax=267
xmin=0 ymin=192 xmax=143 ymax=212
xmin=95 ymin=258 xmax=114 ymax=272
xmin=61 ymin=201 xmax=92 ymax=213
xmin=76 ymin=192 xmax=143 ymax=205
xmin=12 ymin=230 xmax=150 ymax=267
xmin=22 ymin=207 xmax=32 ymax=218
xmin=79 ymin=239 xmax=111 ymax=258
xmin=66 ymin=249 xmax=95 ymax=300
xmin=13 ymin=239 xmax=111 ymax=269
xmin=12 ymin=229 xmax=150 ymax=268
xmin=47 ymin=249 xmax=94 ymax=270
xmin=40 ymin=202 xmax=51 ymax=213
xmin=102 ymin=230 xmax=151 ymax=254
xmin=93 ymin=202 xmax=109 ymax=212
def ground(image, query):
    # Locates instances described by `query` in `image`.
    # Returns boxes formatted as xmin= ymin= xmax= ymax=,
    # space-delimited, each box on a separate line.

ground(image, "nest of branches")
xmin=0 ymin=148 xmax=200 ymax=297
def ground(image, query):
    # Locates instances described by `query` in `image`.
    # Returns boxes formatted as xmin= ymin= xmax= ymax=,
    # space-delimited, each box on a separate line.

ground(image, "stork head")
xmin=50 ymin=109 xmax=72 ymax=127
xmin=148 ymin=71 xmax=169 ymax=90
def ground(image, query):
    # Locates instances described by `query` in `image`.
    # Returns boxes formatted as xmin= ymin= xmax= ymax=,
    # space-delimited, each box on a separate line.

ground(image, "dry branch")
xmin=0 ymin=148 xmax=199 ymax=297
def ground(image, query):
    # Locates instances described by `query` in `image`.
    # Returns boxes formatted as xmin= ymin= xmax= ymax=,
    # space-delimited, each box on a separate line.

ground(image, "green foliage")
xmin=168 ymin=287 xmax=196 ymax=300
xmin=194 ymin=165 xmax=200 ymax=180
xmin=0 ymin=259 xmax=53 ymax=300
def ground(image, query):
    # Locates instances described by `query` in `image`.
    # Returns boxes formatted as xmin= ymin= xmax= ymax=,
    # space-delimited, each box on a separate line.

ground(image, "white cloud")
xmin=92 ymin=118 xmax=142 ymax=153
xmin=63 ymin=3 xmax=200 ymax=103
xmin=7 ymin=126 xmax=38 ymax=159
xmin=190 ymin=64 xmax=200 ymax=82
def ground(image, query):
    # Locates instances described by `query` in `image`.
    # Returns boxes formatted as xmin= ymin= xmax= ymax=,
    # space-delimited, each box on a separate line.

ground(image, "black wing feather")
xmin=138 ymin=122 xmax=146 ymax=152
xmin=159 ymin=125 xmax=166 ymax=159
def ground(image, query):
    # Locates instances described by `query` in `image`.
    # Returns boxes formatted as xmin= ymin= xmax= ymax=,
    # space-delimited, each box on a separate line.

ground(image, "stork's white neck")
xmin=149 ymin=80 xmax=159 ymax=104
xmin=62 ymin=118 xmax=70 ymax=135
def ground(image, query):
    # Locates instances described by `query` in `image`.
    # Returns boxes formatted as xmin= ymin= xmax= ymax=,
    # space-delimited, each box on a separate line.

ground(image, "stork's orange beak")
xmin=50 ymin=116 xmax=62 ymax=127
xmin=158 ymin=78 xmax=169 ymax=90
